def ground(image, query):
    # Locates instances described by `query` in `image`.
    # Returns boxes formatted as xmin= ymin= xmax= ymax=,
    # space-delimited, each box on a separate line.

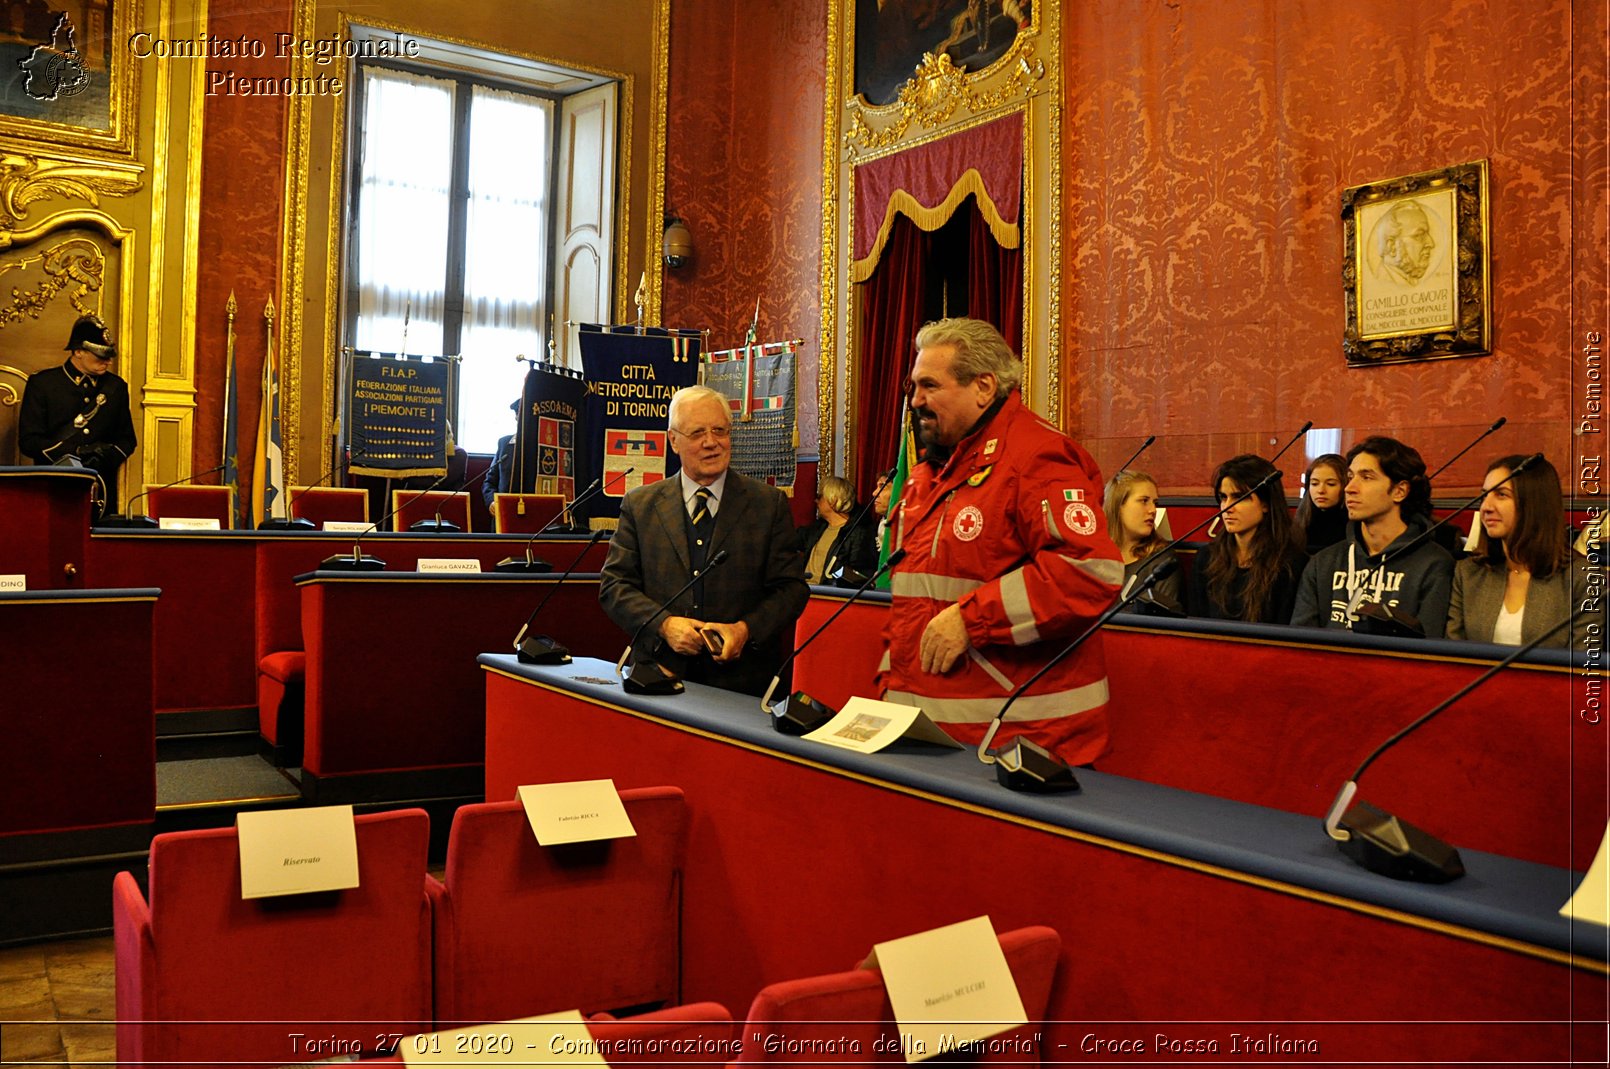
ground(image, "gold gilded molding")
xmin=823 ymin=0 xmax=1062 ymax=476
xmin=643 ymin=0 xmax=670 ymax=326
xmin=0 ymin=236 xmax=105 ymax=324
xmin=0 ymin=153 xmax=143 ymax=235
xmin=281 ymin=0 xmax=319 ymax=486
xmin=0 ymin=0 xmax=142 ymax=157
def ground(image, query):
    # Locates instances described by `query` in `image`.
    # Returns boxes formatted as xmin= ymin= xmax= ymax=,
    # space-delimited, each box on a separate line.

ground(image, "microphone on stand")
xmin=1269 ymin=420 xmax=1313 ymax=466
xmin=494 ymin=469 xmax=633 ymax=572
xmin=261 ymin=449 xmax=369 ymax=531
xmin=546 ymin=466 xmax=633 ymax=533
xmin=1350 ymin=452 xmax=1543 ymax=638
xmin=1111 ymin=434 xmax=1157 ymax=477
xmin=976 ymin=558 xmax=1180 ymax=793
xmin=1428 ymin=417 xmax=1507 ymax=482
xmin=1323 ymin=612 xmax=1571 ymax=882
xmin=320 ymin=471 xmax=450 ymax=570
xmin=761 ymin=549 xmax=907 ymax=734
xmin=410 ymin=461 xmax=493 ymax=533
xmin=614 ymin=549 xmax=731 ymax=696
xmin=509 ymin=530 xmax=608 ymax=664
xmin=100 ymin=463 xmax=229 ymax=529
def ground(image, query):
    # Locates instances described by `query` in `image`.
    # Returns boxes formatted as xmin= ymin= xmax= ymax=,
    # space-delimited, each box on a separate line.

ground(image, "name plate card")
xmin=237 ymin=804 xmax=360 ymax=899
xmin=417 ymin=558 xmax=482 ymax=574
xmin=803 ymin=696 xmax=962 ymax=755
xmin=1561 ymin=825 xmax=1610 ymax=927
xmin=0 ymin=575 xmax=25 ymax=591
xmin=158 ymin=516 xmax=221 ymax=530
xmin=323 ymin=520 xmax=372 ymax=533
xmin=518 ymin=779 xmax=636 ymax=846
xmin=403 ymin=1009 xmax=605 ymax=1067
xmin=868 ymin=915 xmax=1028 ymax=1063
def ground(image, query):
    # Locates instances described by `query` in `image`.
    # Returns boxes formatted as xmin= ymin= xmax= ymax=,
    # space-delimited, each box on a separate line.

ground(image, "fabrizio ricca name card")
xmin=518 ymin=779 xmax=637 ymax=846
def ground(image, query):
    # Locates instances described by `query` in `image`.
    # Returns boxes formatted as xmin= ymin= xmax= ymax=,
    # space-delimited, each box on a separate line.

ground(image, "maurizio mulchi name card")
xmin=403 ymin=1008 xmax=606 ymax=1067
xmin=866 ymin=915 xmax=1028 ymax=1063
xmin=236 ymin=804 xmax=359 ymax=899
xmin=518 ymin=779 xmax=637 ymax=846
xmin=803 ymin=695 xmax=962 ymax=755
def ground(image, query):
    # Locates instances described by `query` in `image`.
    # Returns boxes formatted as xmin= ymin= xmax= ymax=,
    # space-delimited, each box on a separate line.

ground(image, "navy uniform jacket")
xmin=19 ymin=360 xmax=136 ymax=508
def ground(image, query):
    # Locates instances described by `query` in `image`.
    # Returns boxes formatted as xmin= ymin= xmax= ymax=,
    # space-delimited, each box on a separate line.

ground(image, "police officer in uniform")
xmin=18 ymin=315 xmax=137 ymax=519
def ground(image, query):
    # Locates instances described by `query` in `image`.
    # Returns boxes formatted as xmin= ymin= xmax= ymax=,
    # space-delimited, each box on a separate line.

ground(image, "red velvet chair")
xmin=392 ymin=488 xmax=472 ymax=531
xmin=292 ymin=485 xmax=369 ymax=527
xmin=427 ymin=786 xmax=688 ymax=1026
xmin=114 ymin=808 xmax=433 ymax=1069
xmin=491 ymin=492 xmax=567 ymax=533
xmin=734 ymin=926 xmax=1061 ymax=1067
xmin=145 ymin=483 xmax=235 ymax=526
xmin=368 ymin=1003 xmax=735 ymax=1067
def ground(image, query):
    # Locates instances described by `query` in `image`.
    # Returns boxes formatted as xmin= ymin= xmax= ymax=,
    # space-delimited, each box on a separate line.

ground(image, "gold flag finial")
xmin=263 ymin=295 xmax=275 ymax=321
xmin=226 ymin=290 xmax=237 ymax=318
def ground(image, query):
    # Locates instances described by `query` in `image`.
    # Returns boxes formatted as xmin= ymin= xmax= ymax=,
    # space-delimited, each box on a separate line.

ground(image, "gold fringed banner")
xmin=850 ymin=169 xmax=1020 ymax=283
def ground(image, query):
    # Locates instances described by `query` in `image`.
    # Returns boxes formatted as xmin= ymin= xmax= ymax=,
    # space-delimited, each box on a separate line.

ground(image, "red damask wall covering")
xmin=663 ymin=0 xmax=827 ymax=454
xmin=191 ymin=0 xmax=294 ymax=507
xmin=1061 ymin=0 xmax=1601 ymax=495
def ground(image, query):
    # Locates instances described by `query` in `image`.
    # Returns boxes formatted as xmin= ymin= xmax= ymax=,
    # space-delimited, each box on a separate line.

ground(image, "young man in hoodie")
xmin=1290 ymin=436 xmax=1455 ymax=637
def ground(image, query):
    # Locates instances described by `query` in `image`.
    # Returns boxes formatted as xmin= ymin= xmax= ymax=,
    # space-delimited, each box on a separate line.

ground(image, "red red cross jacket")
xmin=879 ymin=391 xmax=1123 ymax=766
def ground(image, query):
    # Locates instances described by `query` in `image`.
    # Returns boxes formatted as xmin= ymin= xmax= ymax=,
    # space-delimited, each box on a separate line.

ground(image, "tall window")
xmin=350 ymin=65 xmax=554 ymax=453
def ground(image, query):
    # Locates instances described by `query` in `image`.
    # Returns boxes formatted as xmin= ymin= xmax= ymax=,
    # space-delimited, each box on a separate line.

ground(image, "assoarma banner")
xmin=347 ymin=353 xmax=450 ymax=479
xmin=514 ymin=362 xmax=589 ymax=501
xmin=577 ymin=325 xmax=701 ymax=525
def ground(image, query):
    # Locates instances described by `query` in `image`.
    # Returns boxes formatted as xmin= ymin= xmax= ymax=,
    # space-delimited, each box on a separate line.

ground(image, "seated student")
xmin=1291 ymin=436 xmax=1454 ymax=637
xmin=1448 ymin=454 xmax=1593 ymax=649
xmin=798 ymin=475 xmax=876 ymax=583
xmin=1294 ymin=453 xmax=1348 ymax=553
xmin=1103 ymin=469 xmax=1183 ymax=614
xmin=1187 ymin=455 xmax=1306 ymax=623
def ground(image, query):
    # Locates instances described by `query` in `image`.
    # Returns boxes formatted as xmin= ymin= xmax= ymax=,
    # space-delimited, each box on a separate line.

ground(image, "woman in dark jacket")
xmin=798 ymin=475 xmax=877 ymax=583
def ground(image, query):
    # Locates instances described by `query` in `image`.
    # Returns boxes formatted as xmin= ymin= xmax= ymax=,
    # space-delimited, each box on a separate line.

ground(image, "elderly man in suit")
xmin=600 ymin=385 xmax=808 ymax=696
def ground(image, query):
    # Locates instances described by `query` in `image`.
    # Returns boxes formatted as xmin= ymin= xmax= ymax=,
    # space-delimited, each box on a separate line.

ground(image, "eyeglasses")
xmin=672 ymin=425 xmax=731 ymax=442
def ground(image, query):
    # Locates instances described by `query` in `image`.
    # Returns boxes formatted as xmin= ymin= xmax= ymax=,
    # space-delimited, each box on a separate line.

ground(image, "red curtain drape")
xmin=966 ymin=202 xmax=1023 ymax=353
xmin=854 ymin=213 xmax=930 ymax=500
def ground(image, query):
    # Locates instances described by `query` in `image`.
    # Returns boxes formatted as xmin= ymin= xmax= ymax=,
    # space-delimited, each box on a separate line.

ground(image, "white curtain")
xmin=353 ymin=67 xmax=453 ymax=357
xmin=458 ymin=85 xmax=552 ymax=453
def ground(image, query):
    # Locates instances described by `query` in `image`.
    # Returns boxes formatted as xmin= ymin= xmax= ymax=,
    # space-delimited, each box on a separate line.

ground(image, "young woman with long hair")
xmin=1103 ymin=469 xmax=1182 ymax=614
xmin=1188 ymin=454 xmax=1306 ymax=623
xmin=1294 ymin=453 xmax=1347 ymax=553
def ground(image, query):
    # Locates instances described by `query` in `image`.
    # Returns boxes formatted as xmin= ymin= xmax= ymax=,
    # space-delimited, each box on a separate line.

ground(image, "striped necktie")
xmin=691 ymin=487 xmax=713 ymax=527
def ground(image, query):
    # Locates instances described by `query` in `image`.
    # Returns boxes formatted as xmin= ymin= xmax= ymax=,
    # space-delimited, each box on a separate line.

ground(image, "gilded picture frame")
xmin=1341 ymin=159 xmax=1491 ymax=367
xmin=0 ymin=0 xmax=137 ymax=155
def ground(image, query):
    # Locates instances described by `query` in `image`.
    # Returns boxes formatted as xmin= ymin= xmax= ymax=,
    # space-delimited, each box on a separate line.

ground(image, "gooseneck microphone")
xmin=1428 ymin=417 xmax=1507 ymax=482
xmin=261 ymin=449 xmax=370 ymax=531
xmin=1269 ymin=421 xmax=1313 ymax=466
xmin=760 ymin=548 xmax=907 ymax=733
xmin=976 ymin=557 xmax=1179 ymax=793
xmin=615 ymin=549 xmax=731 ymax=696
xmin=510 ymin=529 xmax=608 ymax=664
xmin=1112 ymin=434 xmax=1157 ymax=477
xmin=1349 ymin=452 xmax=1543 ymax=637
xmin=320 ymin=471 xmax=450 ymax=571
xmin=412 ymin=462 xmax=493 ymax=533
xmin=101 ymin=463 xmax=229 ymax=529
xmin=495 ymin=469 xmax=632 ymax=573
xmin=543 ymin=467 xmax=633 ymax=534
xmin=1323 ymin=612 xmax=1571 ymax=883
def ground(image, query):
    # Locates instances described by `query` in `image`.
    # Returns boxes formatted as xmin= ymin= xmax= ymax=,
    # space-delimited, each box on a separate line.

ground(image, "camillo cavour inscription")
xmin=127 ymin=31 xmax=420 ymax=97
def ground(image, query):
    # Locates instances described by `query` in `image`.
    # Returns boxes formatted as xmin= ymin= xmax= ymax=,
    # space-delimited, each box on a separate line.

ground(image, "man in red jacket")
xmin=879 ymin=318 xmax=1122 ymax=766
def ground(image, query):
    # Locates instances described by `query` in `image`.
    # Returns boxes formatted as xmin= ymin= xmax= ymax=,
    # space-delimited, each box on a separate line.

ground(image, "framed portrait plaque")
xmin=1341 ymin=159 xmax=1491 ymax=367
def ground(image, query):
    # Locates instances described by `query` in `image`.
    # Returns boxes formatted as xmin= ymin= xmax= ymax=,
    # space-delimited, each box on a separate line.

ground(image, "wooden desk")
xmin=0 ymin=466 xmax=95 ymax=590
xmin=296 ymin=572 xmax=616 ymax=802
xmin=482 ymin=656 xmax=1606 ymax=1064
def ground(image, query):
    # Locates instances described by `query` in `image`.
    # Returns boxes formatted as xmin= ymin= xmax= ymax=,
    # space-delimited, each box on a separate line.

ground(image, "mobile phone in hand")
xmin=700 ymin=627 xmax=725 ymax=655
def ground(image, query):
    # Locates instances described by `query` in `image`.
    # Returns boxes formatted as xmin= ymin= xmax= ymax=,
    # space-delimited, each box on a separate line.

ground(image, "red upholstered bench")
xmin=256 ymin=649 xmax=305 ymax=767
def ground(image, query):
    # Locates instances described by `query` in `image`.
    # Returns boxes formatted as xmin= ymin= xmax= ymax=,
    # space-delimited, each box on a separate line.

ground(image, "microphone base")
xmin=623 ymin=660 xmax=684 ymax=696
xmin=258 ymin=517 xmax=317 ymax=531
xmin=98 ymin=515 xmax=159 ymax=529
xmin=320 ymin=552 xmax=385 ymax=571
xmin=516 ymin=635 xmax=572 ymax=665
xmin=409 ymin=519 xmax=461 ymax=533
xmin=1334 ymin=800 xmax=1465 ymax=883
xmin=989 ymin=737 xmax=1081 ymax=793
xmin=495 ymin=555 xmax=554 ymax=573
xmin=771 ymin=691 xmax=836 ymax=735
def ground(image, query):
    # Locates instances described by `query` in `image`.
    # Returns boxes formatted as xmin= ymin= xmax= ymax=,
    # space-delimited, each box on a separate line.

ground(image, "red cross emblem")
xmin=953 ymin=505 xmax=985 ymax=542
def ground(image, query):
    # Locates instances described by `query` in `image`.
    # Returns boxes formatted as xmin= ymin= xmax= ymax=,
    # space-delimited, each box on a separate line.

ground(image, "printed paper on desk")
xmin=417 ymin=557 xmax=482 ymax=573
xmin=158 ymin=516 xmax=221 ymax=530
xmin=236 ymin=804 xmax=359 ymax=899
xmin=403 ymin=1009 xmax=605 ymax=1066
xmin=803 ymin=695 xmax=963 ymax=754
xmin=868 ymin=915 xmax=1026 ymax=1062
xmin=323 ymin=520 xmax=371 ymax=533
xmin=0 ymin=575 xmax=25 ymax=591
xmin=1154 ymin=507 xmax=1173 ymax=543
xmin=1561 ymin=824 xmax=1610 ymax=926
xmin=518 ymin=779 xmax=636 ymax=846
